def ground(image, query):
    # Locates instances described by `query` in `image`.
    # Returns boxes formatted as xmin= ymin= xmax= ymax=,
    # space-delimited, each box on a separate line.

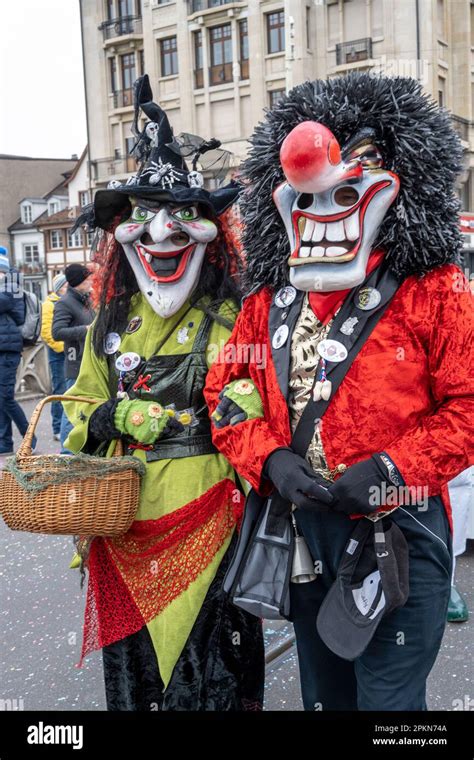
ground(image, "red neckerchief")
xmin=308 ymin=249 xmax=386 ymax=325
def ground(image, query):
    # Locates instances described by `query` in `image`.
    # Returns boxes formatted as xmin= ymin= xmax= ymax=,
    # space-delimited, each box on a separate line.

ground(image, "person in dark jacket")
xmin=52 ymin=263 xmax=94 ymax=452
xmin=0 ymin=246 xmax=29 ymax=455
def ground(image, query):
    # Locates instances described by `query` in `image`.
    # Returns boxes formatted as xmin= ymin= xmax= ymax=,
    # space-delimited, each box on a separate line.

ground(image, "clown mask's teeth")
xmin=299 ymin=213 xmax=359 ymax=245
xmin=344 ymin=212 xmax=359 ymax=241
xmin=326 ymin=220 xmax=345 ymax=242
xmin=143 ymin=253 xmax=152 ymax=263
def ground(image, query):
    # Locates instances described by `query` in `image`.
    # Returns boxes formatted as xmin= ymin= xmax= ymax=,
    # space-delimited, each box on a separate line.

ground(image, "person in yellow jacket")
xmin=41 ymin=274 xmax=67 ymax=440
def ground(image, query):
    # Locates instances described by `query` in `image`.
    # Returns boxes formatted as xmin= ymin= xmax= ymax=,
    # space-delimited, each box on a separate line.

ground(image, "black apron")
xmin=108 ymin=308 xmax=217 ymax=463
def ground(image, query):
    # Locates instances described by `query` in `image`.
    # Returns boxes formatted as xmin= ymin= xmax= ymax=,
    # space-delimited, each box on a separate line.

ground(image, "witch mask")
xmin=273 ymin=122 xmax=400 ymax=292
xmin=115 ymin=200 xmax=217 ymax=318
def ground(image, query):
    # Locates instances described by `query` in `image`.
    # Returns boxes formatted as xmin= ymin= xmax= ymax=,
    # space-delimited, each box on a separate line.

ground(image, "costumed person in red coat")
xmin=204 ymin=74 xmax=474 ymax=711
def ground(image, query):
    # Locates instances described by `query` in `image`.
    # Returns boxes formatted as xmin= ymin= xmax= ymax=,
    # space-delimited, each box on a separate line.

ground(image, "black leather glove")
xmin=329 ymin=453 xmax=403 ymax=516
xmin=263 ymin=447 xmax=334 ymax=512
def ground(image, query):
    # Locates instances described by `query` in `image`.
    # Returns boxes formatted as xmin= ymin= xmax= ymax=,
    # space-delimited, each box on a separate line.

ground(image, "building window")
xmin=138 ymin=48 xmax=145 ymax=75
xmin=194 ymin=30 xmax=203 ymax=88
xmin=23 ymin=244 xmax=40 ymax=264
xmin=209 ymin=24 xmax=233 ymax=85
xmin=119 ymin=0 xmax=136 ymax=17
xmin=22 ymin=204 xmax=32 ymax=224
xmin=269 ymin=89 xmax=285 ymax=108
xmin=160 ymin=36 xmax=178 ymax=76
xmin=87 ymin=231 xmax=95 ymax=246
xmin=67 ymin=229 xmax=83 ymax=248
xmin=116 ymin=52 xmax=136 ymax=106
xmin=107 ymin=0 xmax=114 ymax=21
xmin=239 ymin=19 xmax=249 ymax=79
xmin=121 ymin=52 xmax=136 ymax=90
xmin=48 ymin=201 xmax=59 ymax=216
xmin=438 ymin=76 xmax=446 ymax=107
xmin=50 ymin=230 xmax=63 ymax=249
xmin=110 ymin=57 xmax=117 ymax=92
xmin=267 ymin=11 xmax=285 ymax=54
xmin=125 ymin=136 xmax=136 ymax=172
xmin=79 ymin=191 xmax=90 ymax=207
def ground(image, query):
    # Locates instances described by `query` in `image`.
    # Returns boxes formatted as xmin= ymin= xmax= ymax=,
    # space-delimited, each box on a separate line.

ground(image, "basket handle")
xmin=17 ymin=395 xmax=124 ymax=459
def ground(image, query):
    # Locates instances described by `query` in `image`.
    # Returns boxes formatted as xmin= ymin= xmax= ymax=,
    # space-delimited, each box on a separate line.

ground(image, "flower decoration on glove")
xmin=114 ymin=399 xmax=184 ymax=444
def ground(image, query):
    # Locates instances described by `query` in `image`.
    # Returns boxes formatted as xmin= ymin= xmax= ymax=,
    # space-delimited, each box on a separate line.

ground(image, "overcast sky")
xmin=0 ymin=0 xmax=87 ymax=158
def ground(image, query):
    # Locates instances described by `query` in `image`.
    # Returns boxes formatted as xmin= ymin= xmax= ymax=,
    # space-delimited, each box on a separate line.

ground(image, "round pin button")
xmin=272 ymin=324 xmax=289 ymax=349
xmin=275 ymin=286 xmax=297 ymax=308
xmin=317 ymin=339 xmax=348 ymax=363
xmin=356 ymin=287 xmax=381 ymax=311
xmin=115 ymin=352 xmax=141 ymax=372
xmin=104 ymin=332 xmax=121 ymax=355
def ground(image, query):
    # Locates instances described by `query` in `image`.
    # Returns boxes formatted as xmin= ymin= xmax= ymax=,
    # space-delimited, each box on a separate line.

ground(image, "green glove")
xmin=114 ymin=399 xmax=171 ymax=444
xmin=212 ymin=379 xmax=264 ymax=428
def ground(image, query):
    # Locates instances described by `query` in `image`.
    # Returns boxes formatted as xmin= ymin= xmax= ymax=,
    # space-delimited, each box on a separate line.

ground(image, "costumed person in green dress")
xmin=63 ymin=75 xmax=264 ymax=711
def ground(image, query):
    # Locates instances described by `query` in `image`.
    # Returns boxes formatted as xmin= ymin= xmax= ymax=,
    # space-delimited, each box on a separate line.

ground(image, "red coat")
xmin=204 ymin=264 xmax=474 ymax=523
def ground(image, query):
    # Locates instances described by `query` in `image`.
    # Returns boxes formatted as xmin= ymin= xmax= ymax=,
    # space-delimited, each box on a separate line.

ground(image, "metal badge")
xmin=126 ymin=315 xmax=143 ymax=334
xmin=103 ymin=332 xmax=121 ymax=355
xmin=356 ymin=287 xmax=381 ymax=311
xmin=272 ymin=324 xmax=290 ymax=349
xmin=317 ymin=339 xmax=348 ymax=363
xmin=339 ymin=317 xmax=359 ymax=336
xmin=275 ymin=286 xmax=297 ymax=308
xmin=115 ymin=352 xmax=141 ymax=372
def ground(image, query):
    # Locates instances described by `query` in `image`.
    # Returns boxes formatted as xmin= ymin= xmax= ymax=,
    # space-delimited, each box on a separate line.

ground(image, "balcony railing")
xmin=209 ymin=62 xmax=233 ymax=85
xmin=100 ymin=15 xmax=142 ymax=40
xmin=451 ymin=115 xmax=470 ymax=142
xmin=189 ymin=0 xmax=234 ymax=12
xmin=112 ymin=89 xmax=134 ymax=108
xmin=336 ymin=38 xmax=372 ymax=66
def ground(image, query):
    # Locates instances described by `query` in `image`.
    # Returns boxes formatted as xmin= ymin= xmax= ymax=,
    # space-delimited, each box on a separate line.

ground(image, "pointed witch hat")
xmin=93 ymin=75 xmax=240 ymax=231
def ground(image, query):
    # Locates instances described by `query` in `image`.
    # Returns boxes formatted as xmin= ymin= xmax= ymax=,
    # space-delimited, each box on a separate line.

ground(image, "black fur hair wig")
xmin=240 ymin=74 xmax=464 ymax=292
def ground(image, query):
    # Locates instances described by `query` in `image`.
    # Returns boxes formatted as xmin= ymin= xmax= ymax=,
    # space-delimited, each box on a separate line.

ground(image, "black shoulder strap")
xmin=291 ymin=265 xmax=400 ymax=458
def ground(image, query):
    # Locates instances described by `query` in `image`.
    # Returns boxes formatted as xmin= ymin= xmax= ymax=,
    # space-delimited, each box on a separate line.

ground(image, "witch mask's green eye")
xmin=131 ymin=206 xmax=155 ymax=222
xmin=172 ymin=205 xmax=199 ymax=222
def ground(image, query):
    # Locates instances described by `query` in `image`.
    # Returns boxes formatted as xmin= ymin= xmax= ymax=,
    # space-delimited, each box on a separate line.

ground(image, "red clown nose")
xmin=280 ymin=121 xmax=362 ymax=194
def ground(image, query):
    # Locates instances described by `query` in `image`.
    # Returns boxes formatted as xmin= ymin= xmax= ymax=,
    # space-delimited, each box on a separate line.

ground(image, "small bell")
xmin=291 ymin=513 xmax=317 ymax=584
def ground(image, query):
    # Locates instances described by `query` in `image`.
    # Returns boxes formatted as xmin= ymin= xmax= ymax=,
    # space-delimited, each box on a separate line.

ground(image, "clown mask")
xmin=115 ymin=200 xmax=218 ymax=318
xmin=273 ymin=123 xmax=400 ymax=292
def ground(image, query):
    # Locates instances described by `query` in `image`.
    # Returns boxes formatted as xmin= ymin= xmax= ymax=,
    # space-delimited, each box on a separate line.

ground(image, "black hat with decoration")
xmin=91 ymin=75 xmax=240 ymax=231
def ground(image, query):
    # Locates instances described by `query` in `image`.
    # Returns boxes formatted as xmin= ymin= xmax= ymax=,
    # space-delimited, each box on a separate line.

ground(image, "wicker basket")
xmin=0 ymin=395 xmax=144 ymax=537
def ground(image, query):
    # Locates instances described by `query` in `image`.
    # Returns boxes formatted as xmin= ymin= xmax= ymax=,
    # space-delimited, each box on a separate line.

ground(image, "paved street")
xmin=0 ymin=397 xmax=472 ymax=711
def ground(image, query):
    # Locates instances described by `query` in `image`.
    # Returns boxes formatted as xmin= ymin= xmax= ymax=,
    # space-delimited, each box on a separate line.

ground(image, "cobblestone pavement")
xmin=0 ymin=397 xmax=472 ymax=711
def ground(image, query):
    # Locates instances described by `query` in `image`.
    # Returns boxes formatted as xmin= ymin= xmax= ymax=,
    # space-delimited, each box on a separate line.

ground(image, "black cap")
xmin=65 ymin=264 xmax=91 ymax=288
xmin=316 ymin=518 xmax=409 ymax=661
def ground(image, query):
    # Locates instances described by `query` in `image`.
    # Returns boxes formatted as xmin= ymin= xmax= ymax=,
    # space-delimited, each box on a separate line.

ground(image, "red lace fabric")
xmin=79 ymin=478 xmax=242 ymax=664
